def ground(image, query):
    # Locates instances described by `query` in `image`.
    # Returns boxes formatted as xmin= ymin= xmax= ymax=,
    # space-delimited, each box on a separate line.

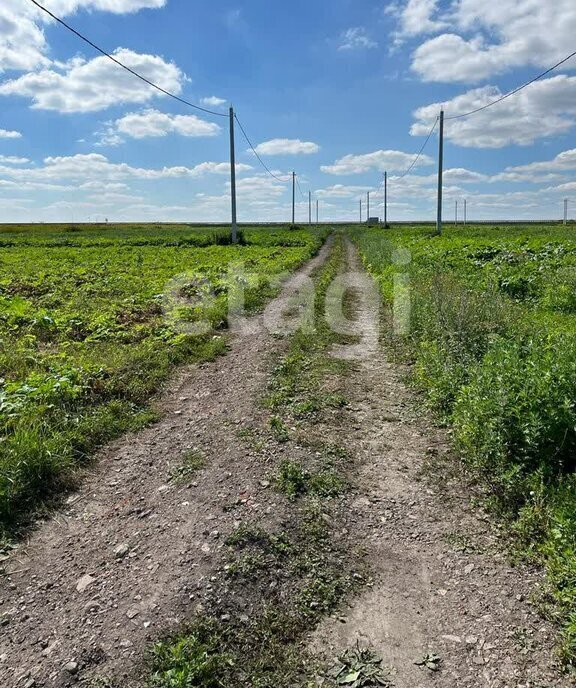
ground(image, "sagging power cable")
xmin=29 ymin=0 xmax=227 ymax=118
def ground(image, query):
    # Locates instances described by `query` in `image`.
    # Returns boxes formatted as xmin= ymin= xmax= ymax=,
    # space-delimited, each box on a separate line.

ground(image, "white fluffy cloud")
xmin=0 ymin=3 xmax=49 ymax=73
xmin=252 ymin=139 xmax=320 ymax=156
xmin=0 ymin=0 xmax=167 ymax=73
xmin=0 ymin=128 xmax=21 ymax=139
xmin=172 ymin=173 xmax=291 ymax=216
xmin=388 ymin=0 xmax=447 ymax=40
xmin=547 ymin=182 xmax=576 ymax=195
xmin=314 ymin=184 xmax=373 ymax=199
xmin=99 ymin=109 xmax=221 ymax=145
xmin=193 ymin=162 xmax=252 ymax=176
xmin=503 ymin=149 xmax=576 ymax=174
xmin=492 ymin=149 xmax=576 ymax=183
xmin=0 ymin=155 xmax=29 ymax=164
xmin=44 ymin=1 xmax=166 ymax=12
xmin=0 ymin=50 xmax=185 ymax=113
xmin=412 ymin=76 xmax=576 ymax=148
xmin=201 ymin=96 xmax=227 ymax=107
xmin=412 ymin=33 xmax=503 ymax=83
xmin=321 ymin=149 xmax=433 ymax=175
xmin=443 ymin=168 xmax=488 ymax=184
xmin=231 ymin=175 xmax=288 ymax=199
xmin=338 ymin=28 xmax=377 ymax=51
xmin=0 ymin=153 xmax=251 ymax=183
xmin=79 ymin=180 xmax=129 ymax=191
xmin=397 ymin=0 xmax=576 ymax=83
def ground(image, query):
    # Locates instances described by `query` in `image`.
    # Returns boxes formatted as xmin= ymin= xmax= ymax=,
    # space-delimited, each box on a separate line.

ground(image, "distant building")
xmin=367 ymin=217 xmax=380 ymax=226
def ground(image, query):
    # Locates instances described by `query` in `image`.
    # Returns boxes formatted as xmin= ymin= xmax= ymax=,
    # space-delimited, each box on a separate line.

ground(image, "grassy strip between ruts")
xmin=351 ymin=223 xmax=576 ymax=671
xmin=0 ymin=225 xmax=328 ymax=538
xmin=145 ymin=233 xmax=369 ymax=688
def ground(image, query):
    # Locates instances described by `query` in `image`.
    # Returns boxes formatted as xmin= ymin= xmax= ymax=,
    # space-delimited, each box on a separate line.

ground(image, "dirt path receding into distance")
xmin=0 ymin=235 xmax=570 ymax=688
xmin=0 ymin=241 xmax=333 ymax=688
xmin=310 ymin=239 xmax=568 ymax=687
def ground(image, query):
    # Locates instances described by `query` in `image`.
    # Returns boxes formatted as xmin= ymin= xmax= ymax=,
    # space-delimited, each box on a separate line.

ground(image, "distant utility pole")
xmin=359 ymin=198 xmax=363 ymax=224
xmin=292 ymin=171 xmax=296 ymax=226
xmin=316 ymin=199 xmax=319 ymax=224
xmin=308 ymin=191 xmax=312 ymax=225
xmin=384 ymin=171 xmax=388 ymax=227
xmin=436 ymin=110 xmax=444 ymax=236
xmin=229 ymin=107 xmax=238 ymax=244
xmin=464 ymin=198 xmax=467 ymax=226
xmin=564 ymin=198 xmax=568 ymax=225
xmin=455 ymin=199 xmax=458 ymax=225
xmin=367 ymin=191 xmax=370 ymax=221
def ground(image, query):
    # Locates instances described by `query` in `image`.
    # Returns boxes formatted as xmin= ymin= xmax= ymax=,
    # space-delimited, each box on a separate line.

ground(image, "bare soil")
xmin=0 ymin=236 xmax=569 ymax=688
xmin=0 ymin=242 xmax=332 ymax=688
xmin=311 ymin=240 xmax=568 ymax=687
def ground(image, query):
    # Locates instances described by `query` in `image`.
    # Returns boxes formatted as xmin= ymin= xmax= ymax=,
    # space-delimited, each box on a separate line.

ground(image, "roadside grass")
xmin=170 ymin=450 xmax=206 ymax=484
xmin=236 ymin=426 xmax=267 ymax=453
xmin=275 ymin=459 xmax=346 ymax=500
xmin=148 ymin=233 xmax=366 ymax=687
xmin=0 ymin=224 xmax=328 ymax=537
xmin=263 ymin=235 xmax=353 ymax=425
xmin=353 ymin=223 xmax=576 ymax=670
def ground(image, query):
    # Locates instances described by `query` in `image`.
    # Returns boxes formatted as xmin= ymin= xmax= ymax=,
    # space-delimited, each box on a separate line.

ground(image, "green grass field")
xmin=3 ymin=220 xmax=575 ymax=668
xmin=353 ymin=222 xmax=576 ymax=666
xmin=0 ymin=223 xmax=327 ymax=535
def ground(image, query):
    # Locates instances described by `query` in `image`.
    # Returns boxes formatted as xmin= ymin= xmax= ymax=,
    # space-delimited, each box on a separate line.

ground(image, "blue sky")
xmin=1 ymin=0 xmax=575 ymax=222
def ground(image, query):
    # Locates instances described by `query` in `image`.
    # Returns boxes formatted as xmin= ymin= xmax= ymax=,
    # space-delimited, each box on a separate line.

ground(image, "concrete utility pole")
xmin=359 ymin=199 xmax=363 ymax=224
xmin=464 ymin=198 xmax=467 ymax=226
xmin=292 ymin=171 xmax=296 ymax=226
xmin=436 ymin=110 xmax=444 ymax=236
xmin=309 ymin=191 xmax=312 ymax=225
xmin=229 ymin=107 xmax=238 ymax=244
xmin=564 ymin=198 xmax=568 ymax=225
xmin=384 ymin=171 xmax=388 ymax=227
xmin=367 ymin=191 xmax=370 ymax=221
xmin=455 ymin=199 xmax=458 ymax=225
xmin=316 ymin=199 xmax=319 ymax=224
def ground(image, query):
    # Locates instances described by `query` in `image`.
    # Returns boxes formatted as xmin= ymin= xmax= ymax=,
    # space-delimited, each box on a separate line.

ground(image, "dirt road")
xmin=0 ymin=240 xmax=332 ymax=687
xmin=310 ymin=239 xmax=568 ymax=687
xmin=0 ymin=235 xmax=568 ymax=687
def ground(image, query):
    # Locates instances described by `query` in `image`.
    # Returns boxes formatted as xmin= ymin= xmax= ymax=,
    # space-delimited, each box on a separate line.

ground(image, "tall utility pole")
xmin=367 ymin=191 xmax=370 ymax=221
xmin=229 ymin=107 xmax=238 ymax=244
xmin=564 ymin=198 xmax=569 ymax=225
xmin=384 ymin=171 xmax=388 ymax=227
xmin=292 ymin=171 xmax=296 ymax=226
xmin=359 ymin=199 xmax=363 ymax=224
xmin=464 ymin=198 xmax=467 ymax=226
xmin=316 ymin=199 xmax=319 ymax=224
xmin=436 ymin=110 xmax=444 ymax=236
xmin=455 ymin=200 xmax=458 ymax=225
xmin=308 ymin=191 xmax=312 ymax=225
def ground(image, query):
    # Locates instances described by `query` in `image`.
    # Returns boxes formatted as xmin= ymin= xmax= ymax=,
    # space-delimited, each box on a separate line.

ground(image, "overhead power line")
xmin=446 ymin=48 xmax=576 ymax=120
xmin=296 ymin=175 xmax=307 ymax=199
xmin=29 ymin=0 xmax=227 ymax=118
xmin=394 ymin=116 xmax=439 ymax=181
xmin=233 ymin=114 xmax=291 ymax=182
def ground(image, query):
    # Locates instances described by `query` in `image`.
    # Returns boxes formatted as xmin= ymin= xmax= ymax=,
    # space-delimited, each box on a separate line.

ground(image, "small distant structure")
xmin=367 ymin=216 xmax=380 ymax=226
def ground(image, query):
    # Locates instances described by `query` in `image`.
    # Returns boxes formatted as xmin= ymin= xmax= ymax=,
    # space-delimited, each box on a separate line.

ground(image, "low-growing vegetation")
xmin=170 ymin=450 xmax=206 ymax=484
xmin=149 ymin=505 xmax=359 ymax=688
xmin=0 ymin=223 xmax=327 ymax=536
xmin=352 ymin=223 xmax=576 ymax=667
xmin=148 ymin=234 xmax=363 ymax=687
xmin=275 ymin=459 xmax=346 ymax=499
xmin=264 ymin=235 xmax=352 ymax=423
